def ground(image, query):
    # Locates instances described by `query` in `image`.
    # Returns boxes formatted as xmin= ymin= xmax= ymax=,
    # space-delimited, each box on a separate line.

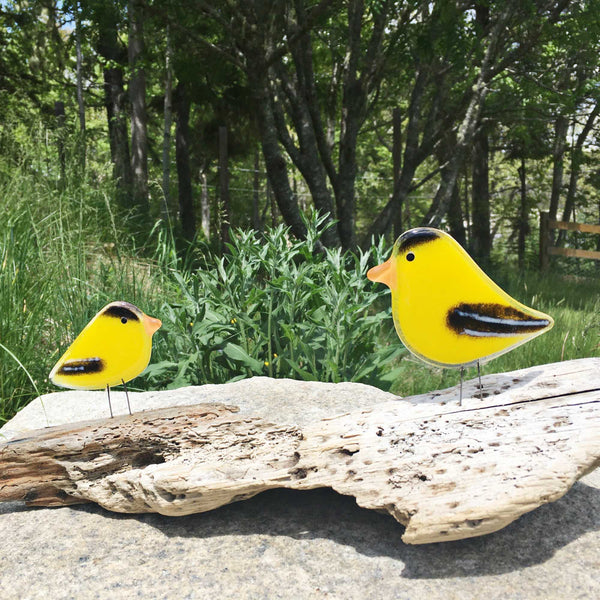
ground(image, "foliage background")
xmin=1 ymin=0 xmax=599 ymax=424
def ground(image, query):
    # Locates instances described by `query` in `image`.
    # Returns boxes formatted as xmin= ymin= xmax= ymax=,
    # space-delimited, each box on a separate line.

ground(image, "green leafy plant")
xmin=144 ymin=216 xmax=405 ymax=389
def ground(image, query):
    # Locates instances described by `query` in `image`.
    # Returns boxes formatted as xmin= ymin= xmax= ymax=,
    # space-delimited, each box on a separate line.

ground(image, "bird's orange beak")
xmin=367 ymin=256 xmax=396 ymax=289
xmin=144 ymin=315 xmax=162 ymax=337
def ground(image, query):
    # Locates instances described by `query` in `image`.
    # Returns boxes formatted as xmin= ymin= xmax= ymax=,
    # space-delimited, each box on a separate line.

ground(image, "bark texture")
xmin=1 ymin=358 xmax=599 ymax=545
xmin=471 ymin=122 xmax=491 ymax=261
xmin=97 ymin=14 xmax=131 ymax=203
xmin=128 ymin=0 xmax=149 ymax=216
xmin=557 ymin=101 xmax=600 ymax=245
xmin=174 ymin=82 xmax=196 ymax=241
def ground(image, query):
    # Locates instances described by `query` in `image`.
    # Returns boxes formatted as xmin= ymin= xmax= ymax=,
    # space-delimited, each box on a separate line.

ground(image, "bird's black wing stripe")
xmin=447 ymin=303 xmax=550 ymax=337
xmin=58 ymin=358 xmax=105 ymax=375
xmin=104 ymin=304 xmax=139 ymax=321
xmin=397 ymin=228 xmax=440 ymax=253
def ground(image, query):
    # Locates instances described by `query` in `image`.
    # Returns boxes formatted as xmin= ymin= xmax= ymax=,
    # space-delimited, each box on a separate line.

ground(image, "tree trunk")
xmin=96 ymin=8 xmax=132 ymax=205
xmin=548 ymin=114 xmax=568 ymax=225
xmin=75 ymin=1 xmax=86 ymax=170
xmin=334 ymin=0 xmax=363 ymax=251
xmin=423 ymin=5 xmax=511 ymax=227
xmin=161 ymin=24 xmax=173 ymax=223
xmin=247 ymin=62 xmax=307 ymax=242
xmin=557 ymin=102 xmax=600 ymax=245
xmin=469 ymin=1 xmax=490 ymax=261
xmin=174 ymin=82 xmax=196 ymax=242
xmin=269 ymin=179 xmax=278 ymax=227
xmin=252 ymin=148 xmax=261 ymax=232
xmin=54 ymin=101 xmax=66 ymax=187
xmin=597 ymin=197 xmax=600 ymax=258
xmin=262 ymin=0 xmax=387 ymax=249
xmin=334 ymin=0 xmax=386 ymax=250
xmin=463 ymin=164 xmax=471 ymax=238
xmin=517 ymin=157 xmax=528 ymax=268
xmin=103 ymin=65 xmax=132 ymax=204
xmin=365 ymin=67 xmax=430 ymax=245
xmin=422 ymin=77 xmax=489 ymax=227
xmin=471 ymin=122 xmax=491 ymax=261
xmin=272 ymin=23 xmax=339 ymax=247
xmin=392 ymin=107 xmax=403 ymax=239
xmin=128 ymin=0 xmax=149 ymax=218
xmin=447 ymin=180 xmax=466 ymax=248
xmin=219 ymin=125 xmax=231 ymax=248
xmin=200 ymin=170 xmax=210 ymax=240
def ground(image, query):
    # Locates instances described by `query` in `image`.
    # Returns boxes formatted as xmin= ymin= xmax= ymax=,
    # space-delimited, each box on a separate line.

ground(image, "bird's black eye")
xmin=406 ymin=252 xmax=415 ymax=262
xmin=121 ymin=317 xmax=128 ymax=324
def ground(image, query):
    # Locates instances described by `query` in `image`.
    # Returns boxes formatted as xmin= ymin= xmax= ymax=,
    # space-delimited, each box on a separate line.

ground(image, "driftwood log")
xmin=1 ymin=358 xmax=599 ymax=544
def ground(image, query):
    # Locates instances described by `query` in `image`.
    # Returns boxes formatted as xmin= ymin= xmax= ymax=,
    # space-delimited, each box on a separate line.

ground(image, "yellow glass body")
xmin=368 ymin=228 xmax=554 ymax=368
xmin=49 ymin=302 xmax=159 ymax=389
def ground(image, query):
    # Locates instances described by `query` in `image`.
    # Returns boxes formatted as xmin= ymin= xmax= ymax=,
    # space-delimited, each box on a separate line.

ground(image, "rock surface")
xmin=1 ymin=372 xmax=600 ymax=598
xmin=0 ymin=377 xmax=398 ymax=439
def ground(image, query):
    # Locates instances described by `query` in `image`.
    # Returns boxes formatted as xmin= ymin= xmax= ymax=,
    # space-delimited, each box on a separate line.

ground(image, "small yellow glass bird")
xmin=368 ymin=227 xmax=553 ymax=400
xmin=49 ymin=301 xmax=162 ymax=417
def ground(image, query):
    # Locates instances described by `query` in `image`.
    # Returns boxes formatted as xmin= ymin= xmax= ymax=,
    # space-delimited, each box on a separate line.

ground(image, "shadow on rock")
xmin=64 ymin=478 xmax=600 ymax=578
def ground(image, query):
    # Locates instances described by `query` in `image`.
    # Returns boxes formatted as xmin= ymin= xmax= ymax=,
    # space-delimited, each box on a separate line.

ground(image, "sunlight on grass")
xmin=1 ymin=159 xmax=598 ymax=422
xmin=0 ymin=160 xmax=168 ymax=424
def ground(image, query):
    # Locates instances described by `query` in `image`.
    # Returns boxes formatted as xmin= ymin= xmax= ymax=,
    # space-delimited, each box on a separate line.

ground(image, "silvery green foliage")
xmin=144 ymin=215 xmax=404 ymax=389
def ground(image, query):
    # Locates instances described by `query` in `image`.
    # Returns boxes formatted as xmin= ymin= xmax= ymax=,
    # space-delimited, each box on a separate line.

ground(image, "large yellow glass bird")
xmin=368 ymin=228 xmax=553 ymax=400
xmin=49 ymin=301 xmax=162 ymax=417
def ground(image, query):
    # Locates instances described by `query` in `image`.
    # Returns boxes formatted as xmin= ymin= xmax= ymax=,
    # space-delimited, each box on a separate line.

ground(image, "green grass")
xmin=1 ymin=147 xmax=599 ymax=423
xmin=0 ymin=158 xmax=168 ymax=424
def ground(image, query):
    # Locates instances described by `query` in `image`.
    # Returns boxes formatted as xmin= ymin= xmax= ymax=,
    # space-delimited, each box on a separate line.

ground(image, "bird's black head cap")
xmin=103 ymin=302 xmax=140 ymax=322
xmin=396 ymin=228 xmax=440 ymax=254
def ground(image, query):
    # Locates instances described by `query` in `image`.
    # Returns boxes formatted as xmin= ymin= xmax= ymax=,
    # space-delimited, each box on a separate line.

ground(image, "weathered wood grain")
xmin=1 ymin=358 xmax=599 ymax=544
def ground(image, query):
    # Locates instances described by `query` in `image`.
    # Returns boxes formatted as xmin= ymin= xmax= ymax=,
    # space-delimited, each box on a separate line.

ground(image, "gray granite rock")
xmin=1 ymin=377 xmax=599 ymax=599
xmin=0 ymin=377 xmax=400 ymax=440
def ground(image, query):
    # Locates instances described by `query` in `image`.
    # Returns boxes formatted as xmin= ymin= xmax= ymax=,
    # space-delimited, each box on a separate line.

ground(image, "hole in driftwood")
xmin=337 ymin=448 xmax=359 ymax=457
xmin=132 ymin=451 xmax=166 ymax=468
xmin=291 ymin=468 xmax=308 ymax=480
